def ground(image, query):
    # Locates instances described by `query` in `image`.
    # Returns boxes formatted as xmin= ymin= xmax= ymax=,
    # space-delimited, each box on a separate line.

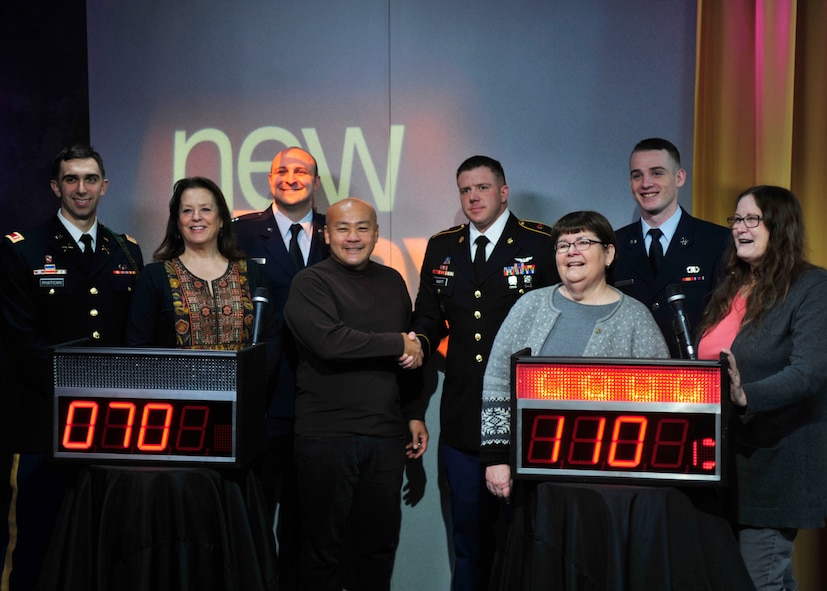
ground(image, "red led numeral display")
xmin=521 ymin=409 xmax=716 ymax=475
xmin=58 ymin=398 xmax=233 ymax=457
xmin=62 ymin=401 xmax=99 ymax=449
xmin=101 ymin=402 xmax=136 ymax=448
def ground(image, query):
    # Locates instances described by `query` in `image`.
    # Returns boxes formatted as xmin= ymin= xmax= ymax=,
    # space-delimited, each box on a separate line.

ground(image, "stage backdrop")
xmin=87 ymin=1 xmax=697 ymax=588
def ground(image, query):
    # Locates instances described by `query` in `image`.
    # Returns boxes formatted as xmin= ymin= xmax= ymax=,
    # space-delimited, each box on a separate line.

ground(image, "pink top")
xmin=697 ymin=293 xmax=748 ymax=360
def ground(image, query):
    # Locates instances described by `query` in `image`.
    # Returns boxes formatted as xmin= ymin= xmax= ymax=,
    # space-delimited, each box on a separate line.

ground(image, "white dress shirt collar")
xmin=468 ymin=209 xmax=510 ymax=261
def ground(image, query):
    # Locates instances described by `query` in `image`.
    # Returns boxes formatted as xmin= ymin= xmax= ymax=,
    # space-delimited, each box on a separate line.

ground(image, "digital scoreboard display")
xmin=512 ymin=356 xmax=728 ymax=484
xmin=52 ymin=344 xmax=265 ymax=467
xmin=56 ymin=392 xmax=236 ymax=462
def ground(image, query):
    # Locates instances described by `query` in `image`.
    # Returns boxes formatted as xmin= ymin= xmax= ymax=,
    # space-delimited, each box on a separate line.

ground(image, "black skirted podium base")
xmin=36 ymin=465 xmax=278 ymax=591
xmin=495 ymin=482 xmax=755 ymax=591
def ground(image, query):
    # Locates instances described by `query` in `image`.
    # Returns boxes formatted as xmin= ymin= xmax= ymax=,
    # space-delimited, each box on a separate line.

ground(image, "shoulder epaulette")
xmin=518 ymin=220 xmax=552 ymax=236
xmin=5 ymin=231 xmax=25 ymax=244
xmin=125 ymin=234 xmax=138 ymax=245
xmin=430 ymin=224 xmax=467 ymax=240
xmin=232 ymin=210 xmax=268 ymax=223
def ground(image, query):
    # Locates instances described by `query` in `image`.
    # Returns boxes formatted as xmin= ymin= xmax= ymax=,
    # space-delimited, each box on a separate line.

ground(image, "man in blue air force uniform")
xmin=613 ymin=138 xmax=730 ymax=358
xmin=233 ymin=146 xmax=328 ymax=591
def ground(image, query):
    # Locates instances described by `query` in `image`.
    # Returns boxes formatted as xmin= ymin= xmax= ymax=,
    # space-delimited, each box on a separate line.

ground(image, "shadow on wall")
xmin=393 ymin=353 xmax=453 ymax=590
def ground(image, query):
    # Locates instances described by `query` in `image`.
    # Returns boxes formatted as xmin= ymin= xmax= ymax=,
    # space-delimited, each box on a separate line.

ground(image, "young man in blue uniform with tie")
xmin=413 ymin=155 xmax=559 ymax=591
xmin=613 ymin=138 xmax=730 ymax=358
xmin=0 ymin=144 xmax=143 ymax=590
xmin=233 ymin=146 xmax=328 ymax=590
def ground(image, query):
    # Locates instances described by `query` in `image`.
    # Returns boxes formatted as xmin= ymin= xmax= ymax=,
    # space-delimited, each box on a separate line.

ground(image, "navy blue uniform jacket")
xmin=613 ymin=208 xmax=730 ymax=358
xmin=0 ymin=216 xmax=143 ymax=451
xmin=233 ymin=208 xmax=328 ymax=421
xmin=413 ymin=213 xmax=559 ymax=452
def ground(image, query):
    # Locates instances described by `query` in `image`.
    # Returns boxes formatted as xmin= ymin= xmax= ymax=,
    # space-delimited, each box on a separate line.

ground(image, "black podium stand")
xmin=37 ymin=465 xmax=278 ymax=591
xmin=38 ymin=345 xmax=277 ymax=591
xmin=495 ymin=482 xmax=754 ymax=591
xmin=496 ymin=356 xmax=753 ymax=590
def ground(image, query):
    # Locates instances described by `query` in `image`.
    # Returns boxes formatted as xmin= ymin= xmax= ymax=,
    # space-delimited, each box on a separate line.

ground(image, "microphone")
xmin=251 ymin=287 xmax=269 ymax=345
xmin=666 ymin=284 xmax=696 ymax=360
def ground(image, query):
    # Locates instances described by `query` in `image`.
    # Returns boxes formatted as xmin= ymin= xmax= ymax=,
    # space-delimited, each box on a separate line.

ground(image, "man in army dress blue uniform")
xmin=413 ymin=155 xmax=559 ymax=591
xmin=0 ymin=145 xmax=143 ymax=590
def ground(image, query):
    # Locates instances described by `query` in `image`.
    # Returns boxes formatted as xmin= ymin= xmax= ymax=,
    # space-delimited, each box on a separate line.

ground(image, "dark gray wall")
xmin=0 ymin=1 xmax=90 ymax=236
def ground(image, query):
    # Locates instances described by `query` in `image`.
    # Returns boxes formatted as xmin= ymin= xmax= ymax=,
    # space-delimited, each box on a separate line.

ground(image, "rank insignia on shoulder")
xmin=125 ymin=234 xmax=138 ymax=244
xmin=430 ymin=224 xmax=466 ymax=240
xmin=5 ymin=232 xmax=24 ymax=243
xmin=518 ymin=220 xmax=552 ymax=236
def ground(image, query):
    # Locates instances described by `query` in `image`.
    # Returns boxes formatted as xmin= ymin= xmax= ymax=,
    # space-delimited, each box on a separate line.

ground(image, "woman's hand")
xmin=485 ymin=464 xmax=512 ymax=502
xmin=722 ymin=348 xmax=747 ymax=407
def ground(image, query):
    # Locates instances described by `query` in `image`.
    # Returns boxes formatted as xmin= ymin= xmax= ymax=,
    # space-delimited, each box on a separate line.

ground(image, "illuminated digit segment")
xmin=62 ymin=401 xmax=99 ymax=449
xmin=692 ymin=437 xmax=717 ymax=471
xmin=100 ymin=402 xmax=137 ymax=449
xmin=137 ymin=403 xmax=173 ymax=451
xmin=568 ymin=416 xmax=606 ymax=465
xmin=526 ymin=414 xmax=565 ymax=463
xmin=607 ymin=416 xmax=647 ymax=468
xmin=651 ymin=419 xmax=689 ymax=468
xmin=176 ymin=405 xmax=210 ymax=451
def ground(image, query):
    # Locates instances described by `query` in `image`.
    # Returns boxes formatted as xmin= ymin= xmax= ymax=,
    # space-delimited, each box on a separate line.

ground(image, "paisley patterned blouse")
xmin=165 ymin=257 xmax=253 ymax=350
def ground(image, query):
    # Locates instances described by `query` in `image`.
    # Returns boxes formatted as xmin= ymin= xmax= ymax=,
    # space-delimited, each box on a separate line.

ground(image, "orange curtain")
xmin=694 ymin=1 xmax=827 ymax=586
xmin=694 ymin=0 xmax=827 ymax=267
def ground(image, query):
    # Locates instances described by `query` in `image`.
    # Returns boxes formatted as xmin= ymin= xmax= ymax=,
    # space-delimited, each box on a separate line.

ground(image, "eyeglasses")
xmin=554 ymin=238 xmax=605 ymax=253
xmin=727 ymin=215 xmax=762 ymax=229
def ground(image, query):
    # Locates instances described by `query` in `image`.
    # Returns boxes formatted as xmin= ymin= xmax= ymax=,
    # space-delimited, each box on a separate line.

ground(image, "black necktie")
xmin=80 ymin=233 xmax=94 ymax=259
xmin=648 ymin=228 xmax=664 ymax=276
xmin=289 ymin=224 xmax=305 ymax=271
xmin=473 ymin=235 xmax=490 ymax=280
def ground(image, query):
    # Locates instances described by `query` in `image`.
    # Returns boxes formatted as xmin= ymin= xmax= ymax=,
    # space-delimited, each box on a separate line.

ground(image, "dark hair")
xmin=153 ymin=177 xmax=246 ymax=261
xmin=52 ymin=145 xmax=106 ymax=180
xmin=630 ymin=138 xmax=681 ymax=168
xmin=550 ymin=210 xmax=617 ymax=271
xmin=698 ymin=185 xmax=813 ymax=334
xmin=456 ymin=155 xmax=506 ymax=185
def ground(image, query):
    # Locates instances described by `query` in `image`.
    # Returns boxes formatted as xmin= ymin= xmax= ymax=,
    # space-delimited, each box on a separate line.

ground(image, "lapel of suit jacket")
xmin=47 ymin=216 xmax=92 ymax=271
xmin=618 ymin=209 xmax=693 ymax=292
xmin=257 ymin=209 xmax=297 ymax=276
xmin=652 ymin=210 xmax=695 ymax=293
xmin=307 ymin=211 xmax=327 ymax=266
xmin=450 ymin=225 xmax=475 ymax=283
xmin=623 ymin=224 xmax=656 ymax=287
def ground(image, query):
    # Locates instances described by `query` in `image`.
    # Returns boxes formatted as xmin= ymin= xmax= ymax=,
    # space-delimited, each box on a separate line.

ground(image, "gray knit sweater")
xmin=480 ymin=284 xmax=669 ymax=465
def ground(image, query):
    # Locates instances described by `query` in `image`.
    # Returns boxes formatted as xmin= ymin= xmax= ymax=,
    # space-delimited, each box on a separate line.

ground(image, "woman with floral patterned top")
xmin=126 ymin=177 xmax=277 ymax=352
